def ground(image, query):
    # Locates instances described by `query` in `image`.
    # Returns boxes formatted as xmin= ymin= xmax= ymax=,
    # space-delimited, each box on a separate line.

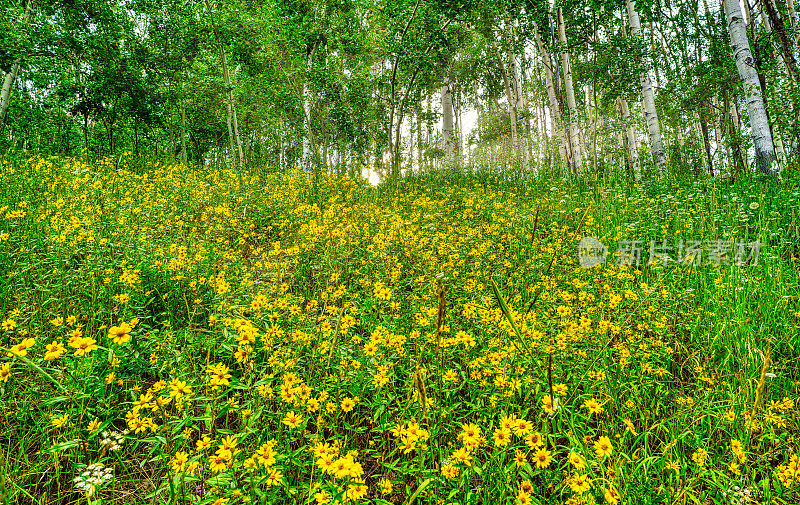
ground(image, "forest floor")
xmin=1 ymin=155 xmax=799 ymax=505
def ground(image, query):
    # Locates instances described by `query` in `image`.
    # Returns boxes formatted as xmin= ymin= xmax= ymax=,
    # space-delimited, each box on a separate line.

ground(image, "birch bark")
xmin=0 ymin=1 xmax=31 ymax=130
xmin=723 ymin=0 xmax=779 ymax=175
xmin=557 ymin=7 xmax=584 ymax=169
xmin=761 ymin=0 xmax=798 ymax=79
xmin=0 ymin=59 xmax=20 ymax=128
xmin=533 ymin=21 xmax=570 ymax=169
xmin=788 ymin=0 xmax=800 ymax=44
xmin=302 ymin=44 xmax=319 ymax=168
xmin=617 ymin=97 xmax=640 ymax=179
xmin=757 ymin=5 xmax=789 ymax=166
xmin=491 ymin=36 xmax=519 ymax=161
xmin=509 ymin=44 xmax=529 ymax=167
xmin=180 ymin=81 xmax=188 ymax=165
xmin=205 ymin=0 xmax=242 ymax=166
xmin=626 ymin=0 xmax=666 ymax=175
xmin=441 ymin=76 xmax=455 ymax=158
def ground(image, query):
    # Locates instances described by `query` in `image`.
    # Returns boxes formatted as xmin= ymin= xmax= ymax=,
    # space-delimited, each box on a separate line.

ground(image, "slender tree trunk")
xmin=724 ymin=0 xmax=779 ymax=175
xmin=393 ymin=111 xmax=403 ymax=173
xmin=0 ymin=58 xmax=20 ymax=130
xmin=699 ymin=108 xmax=714 ymax=176
xmin=231 ymin=90 xmax=243 ymax=165
xmin=520 ymin=49 xmax=534 ymax=166
xmin=491 ymin=35 xmax=519 ymax=163
xmin=788 ymin=0 xmax=800 ymax=45
xmin=557 ymin=7 xmax=584 ymax=169
xmin=302 ymin=74 xmax=311 ymax=166
xmin=441 ymin=75 xmax=455 ymax=158
xmin=180 ymin=80 xmax=188 ymax=165
xmin=0 ymin=2 xmax=31 ymax=131
xmin=455 ymin=89 xmax=463 ymax=160
xmin=617 ymin=97 xmax=640 ymax=179
xmin=169 ymin=97 xmax=176 ymax=160
xmin=586 ymin=86 xmax=596 ymax=172
xmin=712 ymin=96 xmax=723 ymax=169
xmin=745 ymin=0 xmax=786 ymax=166
xmin=626 ymin=0 xmax=667 ymax=175
xmin=534 ymin=21 xmax=570 ymax=170
xmin=506 ymin=25 xmax=528 ymax=168
xmin=410 ymin=110 xmax=416 ymax=171
xmin=758 ymin=4 xmax=791 ymax=165
xmin=762 ymin=0 xmax=798 ymax=79
xmin=426 ymin=96 xmax=432 ymax=169
xmin=732 ymin=99 xmax=744 ymax=171
xmin=725 ymin=93 xmax=746 ymax=177
xmin=204 ymin=0 xmax=242 ymax=167
xmin=83 ymin=113 xmax=89 ymax=155
xmin=616 ymin=117 xmax=627 ymax=175
xmin=219 ymin=42 xmax=234 ymax=159
xmin=224 ymin=67 xmax=235 ymax=162
xmin=693 ymin=112 xmax=708 ymax=176
xmin=417 ymin=107 xmax=422 ymax=170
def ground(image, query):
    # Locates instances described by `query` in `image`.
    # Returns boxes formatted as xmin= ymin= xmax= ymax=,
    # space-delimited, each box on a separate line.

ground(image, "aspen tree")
xmin=723 ymin=0 xmax=779 ymax=176
xmin=556 ymin=6 xmax=584 ymax=169
xmin=625 ymin=0 xmax=666 ymax=175
xmin=441 ymin=75 xmax=455 ymax=158
xmin=533 ymin=21 xmax=571 ymax=170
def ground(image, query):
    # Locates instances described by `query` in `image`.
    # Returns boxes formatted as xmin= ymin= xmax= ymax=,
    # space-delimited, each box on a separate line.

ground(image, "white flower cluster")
xmin=723 ymin=483 xmax=753 ymax=505
xmin=100 ymin=429 xmax=128 ymax=452
xmin=73 ymin=462 xmax=113 ymax=497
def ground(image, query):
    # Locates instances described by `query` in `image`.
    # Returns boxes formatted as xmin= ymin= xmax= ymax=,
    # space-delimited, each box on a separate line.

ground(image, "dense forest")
xmin=1 ymin=0 xmax=798 ymax=179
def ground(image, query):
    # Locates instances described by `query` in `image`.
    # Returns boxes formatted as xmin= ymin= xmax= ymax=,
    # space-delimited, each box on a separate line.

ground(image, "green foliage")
xmin=1 ymin=155 xmax=799 ymax=503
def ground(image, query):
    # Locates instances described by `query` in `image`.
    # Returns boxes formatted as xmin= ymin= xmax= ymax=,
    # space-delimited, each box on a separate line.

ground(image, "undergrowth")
xmin=0 ymin=154 xmax=798 ymax=505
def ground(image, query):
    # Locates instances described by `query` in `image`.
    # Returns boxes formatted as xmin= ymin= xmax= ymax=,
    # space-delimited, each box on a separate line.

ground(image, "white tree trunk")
xmin=723 ymin=0 xmax=779 ymax=175
xmin=557 ymin=7 xmax=584 ymax=169
xmin=617 ymin=97 xmax=640 ymax=179
xmin=302 ymin=78 xmax=311 ymax=166
xmin=301 ymin=46 xmax=318 ymax=169
xmin=441 ymin=76 xmax=455 ymax=158
xmin=410 ymin=113 xmax=416 ymax=171
xmin=231 ymin=77 xmax=243 ymax=165
xmin=585 ymin=86 xmax=595 ymax=168
xmin=757 ymin=6 xmax=789 ymax=167
xmin=712 ymin=96 xmax=722 ymax=169
xmin=626 ymin=0 xmax=666 ymax=175
xmin=534 ymin=21 xmax=570 ymax=169
xmin=691 ymin=112 xmax=705 ymax=175
xmin=519 ymin=49 xmax=533 ymax=167
xmin=221 ymin=52 xmax=236 ymax=165
xmin=788 ymin=0 xmax=800 ymax=44
xmin=731 ymin=99 xmax=748 ymax=171
xmin=491 ymin=36 xmax=519 ymax=162
xmin=0 ymin=2 xmax=31 ymax=130
xmin=205 ymin=0 xmax=242 ymax=167
xmin=507 ymin=26 xmax=524 ymax=117
xmin=0 ymin=59 xmax=20 ymax=127
xmin=180 ymin=82 xmax=188 ymax=165
xmin=454 ymin=90 xmax=462 ymax=159
xmin=508 ymin=44 xmax=530 ymax=167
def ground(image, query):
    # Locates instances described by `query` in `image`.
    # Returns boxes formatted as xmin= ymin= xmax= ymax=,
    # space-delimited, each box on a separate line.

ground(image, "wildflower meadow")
xmin=0 ymin=155 xmax=799 ymax=505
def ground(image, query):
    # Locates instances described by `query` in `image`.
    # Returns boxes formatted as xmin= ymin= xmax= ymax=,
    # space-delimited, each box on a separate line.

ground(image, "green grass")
xmin=0 ymin=154 xmax=798 ymax=505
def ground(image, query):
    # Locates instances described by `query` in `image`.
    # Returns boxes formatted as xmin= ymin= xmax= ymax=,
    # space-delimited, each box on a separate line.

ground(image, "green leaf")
xmin=45 ymin=439 xmax=79 ymax=454
xmin=407 ymin=478 xmax=433 ymax=504
xmin=489 ymin=279 xmax=531 ymax=354
xmin=41 ymin=396 xmax=70 ymax=407
xmin=2 ymin=349 xmax=69 ymax=394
